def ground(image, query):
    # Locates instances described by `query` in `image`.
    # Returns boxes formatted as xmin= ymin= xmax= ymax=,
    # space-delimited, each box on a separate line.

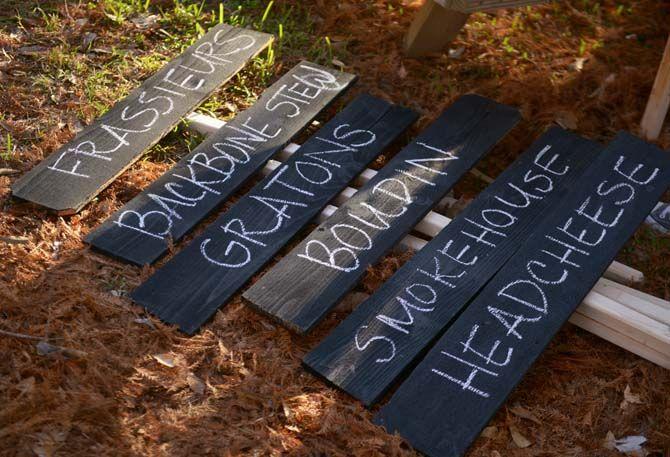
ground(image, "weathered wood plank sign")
xmin=244 ymin=95 xmax=521 ymax=334
xmin=375 ymin=132 xmax=670 ymax=457
xmin=131 ymin=95 xmax=418 ymax=334
xmin=86 ymin=61 xmax=355 ymax=265
xmin=303 ymin=127 xmax=601 ymax=406
xmin=12 ymin=24 xmax=273 ymax=214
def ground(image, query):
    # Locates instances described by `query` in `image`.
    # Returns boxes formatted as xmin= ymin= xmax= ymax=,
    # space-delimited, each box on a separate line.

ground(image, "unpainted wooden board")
xmin=86 ymin=61 xmax=355 ymax=265
xmin=12 ymin=24 xmax=273 ymax=214
xmin=375 ymin=131 xmax=670 ymax=457
xmin=244 ymin=95 xmax=521 ymax=334
xmin=641 ymin=36 xmax=670 ymax=141
xmin=594 ymin=277 xmax=670 ymax=322
xmin=581 ymin=291 xmax=670 ymax=355
xmin=130 ymin=95 xmax=418 ymax=334
xmin=569 ymin=311 xmax=670 ymax=370
xmin=404 ymin=1 xmax=470 ymax=57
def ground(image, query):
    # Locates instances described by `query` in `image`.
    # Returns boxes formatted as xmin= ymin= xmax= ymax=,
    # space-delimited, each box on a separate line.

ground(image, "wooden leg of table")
xmin=641 ymin=36 xmax=670 ymax=141
xmin=404 ymin=0 xmax=470 ymax=57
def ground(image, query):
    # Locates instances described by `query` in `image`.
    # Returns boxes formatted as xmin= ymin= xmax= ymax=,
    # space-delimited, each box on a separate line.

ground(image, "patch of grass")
xmin=1 ymin=133 xmax=16 ymax=161
xmin=5 ymin=0 xmax=335 ymax=165
xmin=34 ymin=6 xmax=62 ymax=33
xmin=102 ymin=0 xmax=151 ymax=26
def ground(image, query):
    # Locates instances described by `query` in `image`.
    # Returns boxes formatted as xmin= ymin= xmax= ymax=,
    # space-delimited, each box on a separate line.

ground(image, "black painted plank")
xmin=130 ymin=94 xmax=418 ymax=334
xmin=243 ymin=95 xmax=521 ymax=334
xmin=85 ymin=61 xmax=356 ymax=265
xmin=375 ymin=131 xmax=670 ymax=457
xmin=303 ymin=127 xmax=601 ymax=406
xmin=12 ymin=24 xmax=273 ymax=214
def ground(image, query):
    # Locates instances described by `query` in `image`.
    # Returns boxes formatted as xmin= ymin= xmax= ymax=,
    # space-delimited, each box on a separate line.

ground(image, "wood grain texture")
xmin=404 ymin=1 xmax=470 ymax=57
xmin=12 ymin=24 xmax=273 ymax=214
xmin=187 ymin=112 xmax=668 ymax=369
xmin=568 ymin=311 xmax=670 ymax=370
xmin=85 ymin=62 xmax=355 ymax=265
xmin=303 ymin=127 xmax=601 ymax=406
xmin=641 ymin=35 xmax=670 ymax=141
xmin=244 ymin=95 xmax=521 ymax=334
xmin=434 ymin=0 xmax=547 ymax=12
xmin=130 ymin=94 xmax=418 ymax=334
xmin=582 ymin=291 xmax=670 ymax=355
xmin=375 ymin=131 xmax=670 ymax=457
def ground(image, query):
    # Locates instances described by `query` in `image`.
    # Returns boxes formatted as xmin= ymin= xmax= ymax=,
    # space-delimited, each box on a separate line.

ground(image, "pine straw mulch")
xmin=1 ymin=0 xmax=670 ymax=456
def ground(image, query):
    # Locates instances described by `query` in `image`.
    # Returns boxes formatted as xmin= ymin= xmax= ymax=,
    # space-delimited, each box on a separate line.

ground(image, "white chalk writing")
xmin=353 ymin=144 xmax=569 ymax=363
xmin=49 ymin=29 xmax=259 ymax=179
xmin=431 ymin=155 xmax=659 ymax=398
xmin=199 ymin=124 xmax=377 ymax=268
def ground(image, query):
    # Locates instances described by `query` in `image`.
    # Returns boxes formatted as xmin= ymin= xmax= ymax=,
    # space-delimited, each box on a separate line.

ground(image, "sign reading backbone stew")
xmin=86 ymin=61 xmax=355 ymax=265
xmin=12 ymin=24 xmax=273 ymax=214
xmin=131 ymin=94 xmax=418 ymax=334
xmin=375 ymin=132 xmax=670 ymax=457
xmin=303 ymin=127 xmax=601 ymax=406
xmin=243 ymin=95 xmax=521 ymax=334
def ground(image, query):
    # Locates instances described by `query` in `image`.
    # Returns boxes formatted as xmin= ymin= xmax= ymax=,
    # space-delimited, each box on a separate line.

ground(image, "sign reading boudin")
xmin=243 ymin=95 xmax=521 ymax=334
xmin=130 ymin=94 xmax=418 ymax=334
xmin=303 ymin=127 xmax=601 ymax=406
xmin=12 ymin=24 xmax=273 ymax=214
xmin=86 ymin=61 xmax=356 ymax=265
xmin=375 ymin=132 xmax=670 ymax=457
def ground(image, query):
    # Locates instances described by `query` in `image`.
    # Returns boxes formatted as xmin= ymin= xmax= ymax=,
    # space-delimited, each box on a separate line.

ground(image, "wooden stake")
xmin=404 ymin=1 xmax=470 ymax=57
xmin=641 ymin=36 xmax=670 ymax=141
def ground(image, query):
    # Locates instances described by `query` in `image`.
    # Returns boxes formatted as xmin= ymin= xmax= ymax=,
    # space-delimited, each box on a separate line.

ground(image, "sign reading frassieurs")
xmin=303 ymin=127 xmax=601 ymax=406
xmin=130 ymin=94 xmax=418 ymax=334
xmin=12 ymin=24 xmax=273 ymax=214
xmin=244 ymin=95 xmax=521 ymax=334
xmin=86 ymin=61 xmax=356 ymax=265
xmin=375 ymin=132 xmax=670 ymax=457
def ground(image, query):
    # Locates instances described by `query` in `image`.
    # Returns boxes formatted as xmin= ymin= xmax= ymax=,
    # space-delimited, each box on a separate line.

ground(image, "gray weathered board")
xmin=303 ymin=127 xmax=601 ymax=406
xmin=243 ymin=95 xmax=521 ymax=334
xmin=131 ymin=94 xmax=418 ymax=334
xmin=375 ymin=131 xmax=670 ymax=457
xmin=12 ymin=24 xmax=272 ymax=214
xmin=86 ymin=61 xmax=355 ymax=265
xmin=436 ymin=0 xmax=547 ymax=12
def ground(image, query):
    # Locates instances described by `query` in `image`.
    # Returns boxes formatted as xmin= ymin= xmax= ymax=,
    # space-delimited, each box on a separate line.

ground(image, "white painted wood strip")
xmin=598 ymin=277 xmax=670 ymax=310
xmin=593 ymin=278 xmax=670 ymax=323
xmin=568 ymin=311 xmax=670 ymax=370
xmin=603 ymin=261 xmax=645 ymax=284
xmin=641 ymin=36 xmax=670 ymax=141
xmin=582 ymin=291 xmax=670 ymax=356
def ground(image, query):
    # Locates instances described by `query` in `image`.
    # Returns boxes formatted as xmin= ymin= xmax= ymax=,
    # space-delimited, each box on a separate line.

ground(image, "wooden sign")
xmin=303 ymin=127 xmax=601 ymax=406
xmin=375 ymin=132 xmax=670 ymax=457
xmin=131 ymin=95 xmax=418 ymax=334
xmin=12 ymin=24 xmax=273 ymax=214
xmin=86 ymin=62 xmax=356 ymax=265
xmin=243 ymin=95 xmax=521 ymax=334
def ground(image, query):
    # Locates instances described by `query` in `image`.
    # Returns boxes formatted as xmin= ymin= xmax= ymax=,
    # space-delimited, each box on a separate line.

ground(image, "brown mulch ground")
xmin=1 ymin=0 xmax=670 ymax=456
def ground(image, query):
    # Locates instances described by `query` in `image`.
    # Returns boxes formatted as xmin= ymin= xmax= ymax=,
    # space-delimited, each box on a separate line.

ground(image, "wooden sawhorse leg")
xmin=641 ymin=35 xmax=670 ymax=141
xmin=404 ymin=0 xmax=470 ymax=57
